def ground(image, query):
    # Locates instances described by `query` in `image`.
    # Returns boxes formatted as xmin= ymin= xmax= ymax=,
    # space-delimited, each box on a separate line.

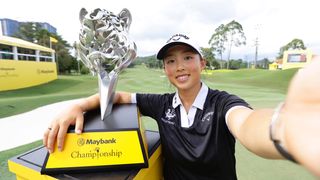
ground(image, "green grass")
xmin=235 ymin=142 xmax=313 ymax=180
xmin=0 ymin=75 xmax=98 ymax=118
xmin=0 ymin=66 xmax=315 ymax=179
xmin=202 ymin=68 xmax=298 ymax=108
xmin=204 ymin=68 xmax=298 ymax=93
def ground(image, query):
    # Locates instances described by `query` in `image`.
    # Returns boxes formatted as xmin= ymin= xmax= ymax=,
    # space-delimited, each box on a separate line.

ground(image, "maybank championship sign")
xmin=42 ymin=130 xmax=148 ymax=174
xmin=0 ymin=60 xmax=57 ymax=91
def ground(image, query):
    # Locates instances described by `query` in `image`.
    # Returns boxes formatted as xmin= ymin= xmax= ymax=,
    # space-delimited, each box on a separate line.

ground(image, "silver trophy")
xmin=77 ymin=8 xmax=137 ymax=120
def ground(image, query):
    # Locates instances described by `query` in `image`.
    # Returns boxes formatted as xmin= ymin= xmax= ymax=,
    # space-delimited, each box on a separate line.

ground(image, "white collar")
xmin=172 ymin=83 xmax=208 ymax=110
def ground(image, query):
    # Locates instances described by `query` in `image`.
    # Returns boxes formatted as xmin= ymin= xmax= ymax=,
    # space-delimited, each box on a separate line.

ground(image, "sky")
xmin=1 ymin=0 xmax=319 ymax=61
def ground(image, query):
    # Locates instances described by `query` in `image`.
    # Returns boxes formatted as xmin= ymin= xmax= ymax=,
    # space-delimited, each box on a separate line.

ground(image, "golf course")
xmin=0 ymin=65 xmax=314 ymax=179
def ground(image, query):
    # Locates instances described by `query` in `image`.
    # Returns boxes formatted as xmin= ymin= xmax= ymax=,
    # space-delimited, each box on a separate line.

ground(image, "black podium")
xmin=8 ymin=105 xmax=163 ymax=179
xmin=8 ymin=131 xmax=162 ymax=179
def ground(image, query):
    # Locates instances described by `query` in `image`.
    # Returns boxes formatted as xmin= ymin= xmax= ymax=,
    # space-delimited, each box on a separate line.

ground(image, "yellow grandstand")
xmin=0 ymin=36 xmax=57 ymax=91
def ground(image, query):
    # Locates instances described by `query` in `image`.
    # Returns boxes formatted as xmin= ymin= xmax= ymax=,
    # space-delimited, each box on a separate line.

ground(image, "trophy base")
xmin=8 ymin=131 xmax=162 ymax=179
xmin=40 ymin=104 xmax=149 ymax=174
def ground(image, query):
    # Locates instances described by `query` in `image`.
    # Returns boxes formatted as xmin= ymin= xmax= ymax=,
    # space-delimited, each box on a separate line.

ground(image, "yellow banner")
xmin=0 ymin=60 xmax=57 ymax=91
xmin=49 ymin=37 xmax=58 ymax=43
xmin=45 ymin=131 xmax=145 ymax=169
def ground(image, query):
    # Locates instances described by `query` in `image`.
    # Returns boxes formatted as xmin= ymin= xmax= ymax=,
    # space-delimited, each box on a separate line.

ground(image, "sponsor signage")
xmin=42 ymin=131 xmax=147 ymax=173
xmin=0 ymin=60 xmax=57 ymax=91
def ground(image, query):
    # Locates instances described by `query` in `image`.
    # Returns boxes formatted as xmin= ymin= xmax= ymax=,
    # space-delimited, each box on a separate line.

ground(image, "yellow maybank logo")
xmin=45 ymin=131 xmax=145 ymax=168
xmin=73 ymin=138 xmax=121 ymax=159
xmin=81 ymin=137 xmax=117 ymax=146
xmin=77 ymin=138 xmax=85 ymax=146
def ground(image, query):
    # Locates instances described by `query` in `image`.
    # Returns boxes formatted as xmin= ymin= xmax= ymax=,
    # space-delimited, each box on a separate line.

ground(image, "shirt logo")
xmin=161 ymin=108 xmax=176 ymax=125
xmin=165 ymin=108 xmax=176 ymax=120
xmin=201 ymin=112 xmax=214 ymax=122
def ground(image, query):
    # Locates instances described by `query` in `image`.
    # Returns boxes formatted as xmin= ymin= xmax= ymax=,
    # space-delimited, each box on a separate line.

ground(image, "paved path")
xmin=0 ymin=99 xmax=82 ymax=152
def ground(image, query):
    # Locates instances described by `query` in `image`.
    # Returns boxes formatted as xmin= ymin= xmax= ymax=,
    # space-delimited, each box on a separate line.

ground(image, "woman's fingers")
xmin=56 ymin=122 xmax=69 ymax=152
xmin=75 ymin=114 xmax=84 ymax=134
xmin=46 ymin=123 xmax=60 ymax=153
xmin=43 ymin=105 xmax=85 ymax=153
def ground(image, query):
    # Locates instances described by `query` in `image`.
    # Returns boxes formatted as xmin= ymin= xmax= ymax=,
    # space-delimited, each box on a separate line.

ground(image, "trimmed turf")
xmin=0 ymin=66 xmax=314 ymax=179
xmin=0 ymin=75 xmax=98 ymax=118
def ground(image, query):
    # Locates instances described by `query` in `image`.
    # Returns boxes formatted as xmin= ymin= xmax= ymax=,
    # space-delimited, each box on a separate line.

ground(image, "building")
xmin=0 ymin=19 xmax=20 ymax=37
xmin=268 ymin=62 xmax=279 ymax=70
xmin=39 ymin=22 xmax=57 ymax=34
xmin=0 ymin=18 xmax=57 ymax=37
xmin=0 ymin=36 xmax=57 ymax=91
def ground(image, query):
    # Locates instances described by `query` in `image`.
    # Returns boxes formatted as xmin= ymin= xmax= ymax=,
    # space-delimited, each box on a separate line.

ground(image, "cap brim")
xmin=156 ymin=42 xmax=200 ymax=60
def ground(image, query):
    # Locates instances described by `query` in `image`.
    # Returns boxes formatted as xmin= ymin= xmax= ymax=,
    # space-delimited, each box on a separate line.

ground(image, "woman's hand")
xmin=282 ymin=56 xmax=320 ymax=176
xmin=43 ymin=104 xmax=85 ymax=153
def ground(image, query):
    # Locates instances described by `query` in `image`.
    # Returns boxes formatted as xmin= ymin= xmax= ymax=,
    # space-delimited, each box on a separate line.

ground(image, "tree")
xmin=209 ymin=20 xmax=246 ymax=69
xmin=260 ymin=58 xmax=270 ymax=69
xmin=36 ymin=29 xmax=51 ymax=47
xmin=57 ymin=48 xmax=74 ymax=73
xmin=135 ymin=55 xmax=162 ymax=69
xmin=52 ymin=35 xmax=79 ymax=74
xmin=14 ymin=24 xmax=78 ymax=74
xmin=15 ymin=22 xmax=52 ymax=47
xmin=14 ymin=22 xmax=41 ymax=42
xmin=229 ymin=59 xmax=243 ymax=69
xmin=200 ymin=47 xmax=220 ymax=69
xmin=224 ymin=20 xmax=246 ymax=69
xmin=277 ymin=39 xmax=306 ymax=59
xmin=208 ymin=24 xmax=227 ymax=68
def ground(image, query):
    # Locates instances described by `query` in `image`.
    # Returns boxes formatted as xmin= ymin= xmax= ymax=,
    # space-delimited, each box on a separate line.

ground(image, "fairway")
xmin=0 ymin=75 xmax=98 ymax=118
xmin=0 ymin=66 xmax=314 ymax=179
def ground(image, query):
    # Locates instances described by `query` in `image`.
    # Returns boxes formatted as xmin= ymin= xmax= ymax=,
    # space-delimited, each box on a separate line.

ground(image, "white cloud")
xmin=1 ymin=0 xmax=319 ymax=60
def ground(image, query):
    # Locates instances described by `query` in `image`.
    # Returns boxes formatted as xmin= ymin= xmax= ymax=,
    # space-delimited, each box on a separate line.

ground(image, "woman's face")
xmin=163 ymin=44 xmax=206 ymax=93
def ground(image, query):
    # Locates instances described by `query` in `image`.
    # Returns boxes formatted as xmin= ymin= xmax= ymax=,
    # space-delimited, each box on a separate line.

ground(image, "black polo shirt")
xmin=136 ymin=88 xmax=250 ymax=180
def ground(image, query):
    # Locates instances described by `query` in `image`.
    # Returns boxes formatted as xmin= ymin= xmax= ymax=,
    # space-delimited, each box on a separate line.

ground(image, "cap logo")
xmin=166 ymin=34 xmax=189 ymax=43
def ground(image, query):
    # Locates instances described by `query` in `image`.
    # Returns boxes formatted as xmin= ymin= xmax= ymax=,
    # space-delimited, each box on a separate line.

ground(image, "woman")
xmin=44 ymin=34 xmax=320 ymax=179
